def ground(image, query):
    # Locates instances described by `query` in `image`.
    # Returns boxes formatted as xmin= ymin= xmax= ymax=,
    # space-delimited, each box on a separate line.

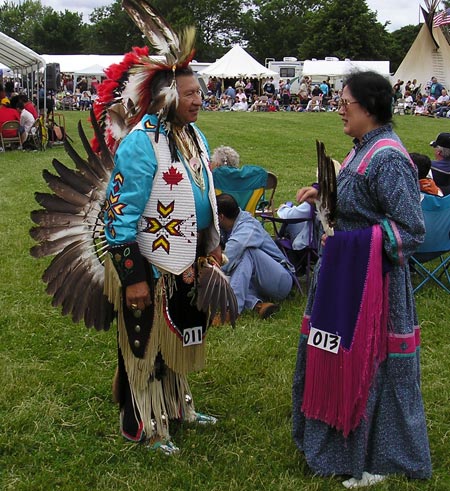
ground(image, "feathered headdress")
xmin=92 ymin=0 xmax=196 ymax=153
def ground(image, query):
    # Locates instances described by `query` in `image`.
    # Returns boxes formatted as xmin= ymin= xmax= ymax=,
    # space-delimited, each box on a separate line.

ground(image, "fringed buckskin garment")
xmin=292 ymin=125 xmax=432 ymax=480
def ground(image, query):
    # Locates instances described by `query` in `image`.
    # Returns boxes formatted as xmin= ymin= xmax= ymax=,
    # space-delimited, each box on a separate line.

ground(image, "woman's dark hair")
xmin=409 ymin=152 xmax=431 ymax=180
xmin=343 ymin=71 xmax=393 ymax=125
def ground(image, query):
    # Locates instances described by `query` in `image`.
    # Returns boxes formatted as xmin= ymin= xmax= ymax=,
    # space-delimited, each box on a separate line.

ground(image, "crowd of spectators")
xmin=393 ymin=76 xmax=450 ymax=117
xmin=202 ymin=75 xmax=346 ymax=113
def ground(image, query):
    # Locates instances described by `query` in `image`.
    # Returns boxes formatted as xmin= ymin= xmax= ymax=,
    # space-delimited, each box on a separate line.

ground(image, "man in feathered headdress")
xmin=99 ymin=1 xmax=236 ymax=454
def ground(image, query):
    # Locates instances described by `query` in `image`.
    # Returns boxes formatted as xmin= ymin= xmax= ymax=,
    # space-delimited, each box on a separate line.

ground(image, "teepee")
xmin=393 ymin=0 xmax=450 ymax=90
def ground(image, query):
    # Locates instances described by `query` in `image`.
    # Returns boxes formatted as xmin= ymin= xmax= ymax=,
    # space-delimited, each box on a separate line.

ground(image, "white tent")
xmin=75 ymin=63 xmax=106 ymax=76
xmin=198 ymin=46 xmax=277 ymax=79
xmin=42 ymin=54 xmax=124 ymax=74
xmin=0 ymin=31 xmax=46 ymax=74
xmin=302 ymin=59 xmax=390 ymax=78
xmin=393 ymin=23 xmax=450 ymax=91
xmin=0 ymin=31 xmax=47 ymax=111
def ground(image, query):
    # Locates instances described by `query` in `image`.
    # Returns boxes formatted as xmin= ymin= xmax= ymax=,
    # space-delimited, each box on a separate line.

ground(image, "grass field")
xmin=0 ymin=110 xmax=449 ymax=490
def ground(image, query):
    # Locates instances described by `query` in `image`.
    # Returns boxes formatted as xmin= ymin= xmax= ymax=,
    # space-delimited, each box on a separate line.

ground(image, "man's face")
xmin=175 ymin=74 xmax=202 ymax=126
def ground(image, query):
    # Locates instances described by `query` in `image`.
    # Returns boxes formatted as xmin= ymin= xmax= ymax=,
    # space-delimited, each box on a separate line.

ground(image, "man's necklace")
xmin=172 ymin=126 xmax=205 ymax=191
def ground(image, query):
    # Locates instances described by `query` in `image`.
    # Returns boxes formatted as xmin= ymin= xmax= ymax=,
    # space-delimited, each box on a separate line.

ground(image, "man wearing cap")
xmin=430 ymin=132 xmax=450 ymax=195
xmin=0 ymin=97 xmax=20 ymax=143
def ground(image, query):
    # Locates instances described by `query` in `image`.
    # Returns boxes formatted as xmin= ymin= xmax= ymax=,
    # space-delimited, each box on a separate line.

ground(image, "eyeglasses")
xmin=338 ymin=99 xmax=359 ymax=110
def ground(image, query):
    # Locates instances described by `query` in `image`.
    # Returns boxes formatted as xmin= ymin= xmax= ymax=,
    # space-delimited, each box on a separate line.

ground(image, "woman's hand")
xmin=126 ymin=281 xmax=151 ymax=311
xmin=296 ymin=186 xmax=319 ymax=205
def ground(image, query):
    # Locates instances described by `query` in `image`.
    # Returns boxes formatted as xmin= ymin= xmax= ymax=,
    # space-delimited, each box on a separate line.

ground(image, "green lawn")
xmin=0 ymin=110 xmax=449 ymax=490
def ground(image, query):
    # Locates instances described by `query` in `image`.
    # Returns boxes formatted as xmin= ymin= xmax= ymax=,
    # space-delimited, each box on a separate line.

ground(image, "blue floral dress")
xmin=292 ymin=125 xmax=432 ymax=479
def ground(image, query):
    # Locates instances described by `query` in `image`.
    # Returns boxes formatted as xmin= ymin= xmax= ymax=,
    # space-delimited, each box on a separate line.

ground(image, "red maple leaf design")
xmin=163 ymin=166 xmax=184 ymax=190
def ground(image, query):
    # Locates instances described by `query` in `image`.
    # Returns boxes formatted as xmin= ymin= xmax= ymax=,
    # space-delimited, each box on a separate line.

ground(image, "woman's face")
xmin=338 ymin=85 xmax=377 ymax=141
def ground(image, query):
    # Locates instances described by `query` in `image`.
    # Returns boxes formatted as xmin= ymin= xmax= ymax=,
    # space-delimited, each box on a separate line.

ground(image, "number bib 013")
xmin=307 ymin=327 xmax=341 ymax=354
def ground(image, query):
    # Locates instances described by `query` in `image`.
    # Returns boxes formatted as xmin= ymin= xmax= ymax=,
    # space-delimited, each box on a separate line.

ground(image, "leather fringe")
xmin=104 ymin=257 xmax=202 ymax=438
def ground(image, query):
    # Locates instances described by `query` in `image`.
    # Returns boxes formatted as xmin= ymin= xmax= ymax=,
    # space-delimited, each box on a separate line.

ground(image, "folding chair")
xmin=213 ymin=165 xmax=269 ymax=215
xmin=25 ymin=117 xmax=46 ymax=151
xmin=410 ymin=194 xmax=450 ymax=294
xmin=255 ymin=171 xmax=278 ymax=217
xmin=261 ymin=205 xmax=318 ymax=294
xmin=431 ymin=166 xmax=450 ymax=196
xmin=48 ymin=112 xmax=68 ymax=146
xmin=1 ymin=120 xmax=21 ymax=151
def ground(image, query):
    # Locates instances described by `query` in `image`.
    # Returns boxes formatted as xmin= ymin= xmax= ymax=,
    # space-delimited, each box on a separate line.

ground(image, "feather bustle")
xmin=42 ymin=169 xmax=91 ymax=207
xmin=34 ymin=192 xmax=84 ymax=215
xmin=52 ymin=159 xmax=93 ymax=195
xmin=30 ymin=210 xmax=87 ymax=227
xmin=63 ymin=139 xmax=101 ymax=187
xmin=78 ymin=121 xmax=110 ymax=182
xmin=89 ymin=109 xmax=115 ymax=172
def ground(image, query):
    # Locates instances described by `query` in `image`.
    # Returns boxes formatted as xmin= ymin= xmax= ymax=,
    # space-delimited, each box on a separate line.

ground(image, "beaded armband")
xmin=108 ymin=242 xmax=147 ymax=287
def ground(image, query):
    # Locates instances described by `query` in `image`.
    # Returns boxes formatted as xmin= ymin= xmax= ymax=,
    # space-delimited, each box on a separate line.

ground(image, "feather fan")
xmin=316 ymin=140 xmax=337 ymax=236
xmin=196 ymin=256 xmax=238 ymax=327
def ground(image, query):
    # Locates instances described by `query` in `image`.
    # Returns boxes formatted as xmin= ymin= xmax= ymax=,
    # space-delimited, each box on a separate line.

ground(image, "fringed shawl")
xmin=302 ymin=225 xmax=388 ymax=437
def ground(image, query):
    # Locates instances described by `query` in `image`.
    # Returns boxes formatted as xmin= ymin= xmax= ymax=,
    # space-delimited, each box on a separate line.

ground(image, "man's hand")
xmin=126 ymin=281 xmax=151 ymax=311
xmin=208 ymin=245 xmax=223 ymax=266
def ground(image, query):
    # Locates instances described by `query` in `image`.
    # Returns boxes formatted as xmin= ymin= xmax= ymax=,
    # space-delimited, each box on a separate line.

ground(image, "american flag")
xmin=433 ymin=8 xmax=450 ymax=27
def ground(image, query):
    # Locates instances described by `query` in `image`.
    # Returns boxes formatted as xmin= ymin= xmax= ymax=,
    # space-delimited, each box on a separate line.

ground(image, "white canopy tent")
xmin=42 ymin=54 xmax=124 ymax=74
xmin=0 ymin=31 xmax=46 ymax=74
xmin=198 ymin=46 xmax=277 ymax=79
xmin=302 ymin=59 xmax=390 ymax=78
xmin=302 ymin=59 xmax=390 ymax=90
xmin=74 ymin=64 xmax=106 ymax=77
xmin=0 ymin=31 xmax=47 ymax=111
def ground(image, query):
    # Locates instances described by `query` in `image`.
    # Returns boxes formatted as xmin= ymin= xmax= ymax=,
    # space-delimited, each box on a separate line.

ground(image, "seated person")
xmin=211 ymin=146 xmax=268 ymax=214
xmin=409 ymin=152 xmax=443 ymax=197
xmin=276 ymin=200 xmax=314 ymax=251
xmin=217 ymin=194 xmax=294 ymax=319
xmin=248 ymin=95 xmax=268 ymax=112
xmin=10 ymin=93 xmax=38 ymax=119
xmin=79 ymin=91 xmax=91 ymax=111
xmin=211 ymin=145 xmax=240 ymax=169
xmin=16 ymin=100 xmax=36 ymax=147
xmin=0 ymin=96 xmax=20 ymax=142
xmin=429 ymin=132 xmax=450 ymax=195
xmin=414 ymin=100 xmax=428 ymax=116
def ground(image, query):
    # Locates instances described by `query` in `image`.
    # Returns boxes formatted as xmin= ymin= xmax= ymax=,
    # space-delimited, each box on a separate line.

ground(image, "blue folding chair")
xmin=410 ymin=194 xmax=450 ymax=294
xmin=213 ymin=165 xmax=269 ymax=216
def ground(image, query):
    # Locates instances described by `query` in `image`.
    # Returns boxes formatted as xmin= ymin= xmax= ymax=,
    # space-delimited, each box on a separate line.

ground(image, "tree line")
xmin=0 ymin=0 xmax=429 ymax=72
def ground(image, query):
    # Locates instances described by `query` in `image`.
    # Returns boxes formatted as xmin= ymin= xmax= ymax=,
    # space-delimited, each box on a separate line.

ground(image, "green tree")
xmin=99 ymin=0 xmax=249 ymax=61
xmin=186 ymin=0 xmax=247 ymax=61
xmin=298 ymin=0 xmax=391 ymax=61
xmin=0 ymin=0 xmax=52 ymax=47
xmin=30 ymin=10 xmax=85 ymax=54
xmin=241 ymin=0 xmax=320 ymax=62
xmin=83 ymin=0 xmax=144 ymax=54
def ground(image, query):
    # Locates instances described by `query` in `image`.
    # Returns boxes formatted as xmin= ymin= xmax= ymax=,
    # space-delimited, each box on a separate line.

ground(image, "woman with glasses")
xmin=292 ymin=71 xmax=431 ymax=487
